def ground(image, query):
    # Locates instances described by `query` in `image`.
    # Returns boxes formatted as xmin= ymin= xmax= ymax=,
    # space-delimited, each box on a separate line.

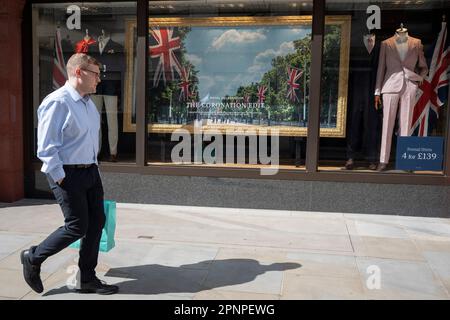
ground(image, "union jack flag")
xmin=286 ymin=66 xmax=303 ymax=102
xmin=178 ymin=66 xmax=191 ymax=101
xmin=410 ymin=21 xmax=450 ymax=136
xmin=149 ymin=27 xmax=182 ymax=87
xmin=52 ymin=27 xmax=67 ymax=89
xmin=257 ymin=85 xmax=267 ymax=104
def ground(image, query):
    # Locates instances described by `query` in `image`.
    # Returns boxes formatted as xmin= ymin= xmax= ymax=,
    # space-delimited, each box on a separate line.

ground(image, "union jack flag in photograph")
xmin=149 ymin=27 xmax=182 ymax=87
xmin=410 ymin=20 xmax=450 ymax=136
xmin=286 ymin=66 xmax=303 ymax=102
xmin=52 ymin=27 xmax=67 ymax=90
xmin=257 ymin=85 xmax=267 ymax=104
xmin=178 ymin=66 xmax=191 ymax=101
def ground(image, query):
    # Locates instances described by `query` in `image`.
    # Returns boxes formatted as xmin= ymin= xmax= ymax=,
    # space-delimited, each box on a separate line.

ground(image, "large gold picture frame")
xmin=123 ymin=16 xmax=351 ymax=137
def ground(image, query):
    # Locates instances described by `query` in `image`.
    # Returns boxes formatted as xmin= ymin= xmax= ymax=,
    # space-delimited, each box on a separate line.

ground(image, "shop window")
xmin=32 ymin=2 xmax=137 ymax=164
xmin=142 ymin=0 xmax=314 ymax=170
xmin=320 ymin=0 xmax=449 ymax=174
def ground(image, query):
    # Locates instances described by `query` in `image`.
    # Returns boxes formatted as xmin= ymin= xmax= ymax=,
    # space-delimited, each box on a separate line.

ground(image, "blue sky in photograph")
xmin=183 ymin=26 xmax=310 ymax=99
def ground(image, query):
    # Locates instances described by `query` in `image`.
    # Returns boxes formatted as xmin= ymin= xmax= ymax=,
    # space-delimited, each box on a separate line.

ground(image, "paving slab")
xmin=401 ymin=221 xmax=450 ymax=239
xmin=0 ymin=233 xmax=39 ymax=260
xmin=422 ymin=251 xmax=450 ymax=294
xmin=0 ymin=268 xmax=50 ymax=299
xmin=281 ymin=274 xmax=366 ymax=300
xmin=352 ymin=220 xmax=409 ymax=239
xmin=356 ymin=257 xmax=449 ymax=300
xmin=285 ymin=252 xmax=359 ymax=278
xmin=414 ymin=239 xmax=450 ymax=253
xmin=356 ymin=236 xmax=425 ymax=261
xmin=141 ymin=244 xmax=219 ymax=270
xmin=214 ymin=247 xmax=287 ymax=263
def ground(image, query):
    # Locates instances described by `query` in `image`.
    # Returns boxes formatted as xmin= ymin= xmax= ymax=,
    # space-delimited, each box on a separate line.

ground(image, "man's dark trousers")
xmin=28 ymin=164 xmax=105 ymax=282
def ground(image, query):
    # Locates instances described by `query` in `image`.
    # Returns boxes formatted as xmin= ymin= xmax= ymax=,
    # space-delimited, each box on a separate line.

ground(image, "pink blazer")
xmin=375 ymin=36 xmax=428 ymax=94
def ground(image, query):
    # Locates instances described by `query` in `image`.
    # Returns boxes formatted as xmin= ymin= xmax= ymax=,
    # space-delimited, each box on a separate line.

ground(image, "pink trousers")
xmin=379 ymin=80 xmax=417 ymax=164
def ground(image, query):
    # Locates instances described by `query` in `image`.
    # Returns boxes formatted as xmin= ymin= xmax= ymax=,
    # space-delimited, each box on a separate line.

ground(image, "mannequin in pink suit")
xmin=374 ymin=25 xmax=428 ymax=171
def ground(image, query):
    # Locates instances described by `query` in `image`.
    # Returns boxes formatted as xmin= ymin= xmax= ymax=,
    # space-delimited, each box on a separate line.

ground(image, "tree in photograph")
xmin=148 ymin=26 xmax=200 ymax=124
xmin=321 ymin=25 xmax=341 ymax=127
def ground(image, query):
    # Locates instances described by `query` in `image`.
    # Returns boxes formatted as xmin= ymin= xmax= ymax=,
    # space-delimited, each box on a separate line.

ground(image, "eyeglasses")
xmin=81 ymin=68 xmax=101 ymax=79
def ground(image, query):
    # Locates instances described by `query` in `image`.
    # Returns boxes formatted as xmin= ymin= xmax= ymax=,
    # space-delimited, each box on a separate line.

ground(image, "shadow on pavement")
xmin=43 ymin=259 xmax=301 ymax=296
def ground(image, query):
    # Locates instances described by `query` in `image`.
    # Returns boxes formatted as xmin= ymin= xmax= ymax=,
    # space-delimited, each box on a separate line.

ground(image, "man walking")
xmin=20 ymin=53 xmax=118 ymax=295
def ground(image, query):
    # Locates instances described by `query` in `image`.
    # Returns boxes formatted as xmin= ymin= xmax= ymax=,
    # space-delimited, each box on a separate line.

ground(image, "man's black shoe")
xmin=344 ymin=158 xmax=354 ymax=170
xmin=368 ymin=162 xmax=378 ymax=171
xmin=20 ymin=246 xmax=43 ymax=293
xmin=76 ymin=277 xmax=119 ymax=295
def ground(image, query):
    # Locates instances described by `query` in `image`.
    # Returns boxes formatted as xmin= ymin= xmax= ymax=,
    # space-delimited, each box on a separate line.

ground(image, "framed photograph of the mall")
xmin=123 ymin=16 xmax=351 ymax=137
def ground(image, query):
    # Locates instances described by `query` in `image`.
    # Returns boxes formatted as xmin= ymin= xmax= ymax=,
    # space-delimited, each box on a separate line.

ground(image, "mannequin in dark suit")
xmin=89 ymin=30 xmax=125 ymax=162
xmin=345 ymin=30 xmax=382 ymax=170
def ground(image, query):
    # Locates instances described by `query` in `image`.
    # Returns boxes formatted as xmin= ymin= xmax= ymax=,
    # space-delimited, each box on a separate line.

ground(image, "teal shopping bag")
xmin=69 ymin=200 xmax=116 ymax=252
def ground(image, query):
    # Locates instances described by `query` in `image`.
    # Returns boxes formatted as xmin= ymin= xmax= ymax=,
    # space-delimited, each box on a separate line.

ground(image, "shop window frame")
xmin=23 ymin=0 xmax=450 ymax=192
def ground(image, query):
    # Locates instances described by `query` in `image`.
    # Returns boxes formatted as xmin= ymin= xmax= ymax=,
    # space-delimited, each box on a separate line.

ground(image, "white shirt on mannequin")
xmin=363 ymin=33 xmax=376 ymax=54
xmin=395 ymin=31 xmax=409 ymax=61
xmin=98 ymin=36 xmax=110 ymax=55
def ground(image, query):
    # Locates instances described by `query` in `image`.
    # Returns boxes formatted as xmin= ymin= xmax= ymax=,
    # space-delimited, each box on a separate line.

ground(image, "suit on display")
xmin=374 ymin=26 xmax=428 ymax=170
xmin=345 ymin=31 xmax=382 ymax=170
xmin=89 ymin=30 xmax=125 ymax=162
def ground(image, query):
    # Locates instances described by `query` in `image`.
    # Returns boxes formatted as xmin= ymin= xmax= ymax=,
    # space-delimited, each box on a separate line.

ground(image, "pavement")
xmin=0 ymin=198 xmax=450 ymax=300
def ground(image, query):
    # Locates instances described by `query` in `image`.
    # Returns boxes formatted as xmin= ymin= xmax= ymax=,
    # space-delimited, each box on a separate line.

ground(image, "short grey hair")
xmin=66 ymin=53 xmax=101 ymax=76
